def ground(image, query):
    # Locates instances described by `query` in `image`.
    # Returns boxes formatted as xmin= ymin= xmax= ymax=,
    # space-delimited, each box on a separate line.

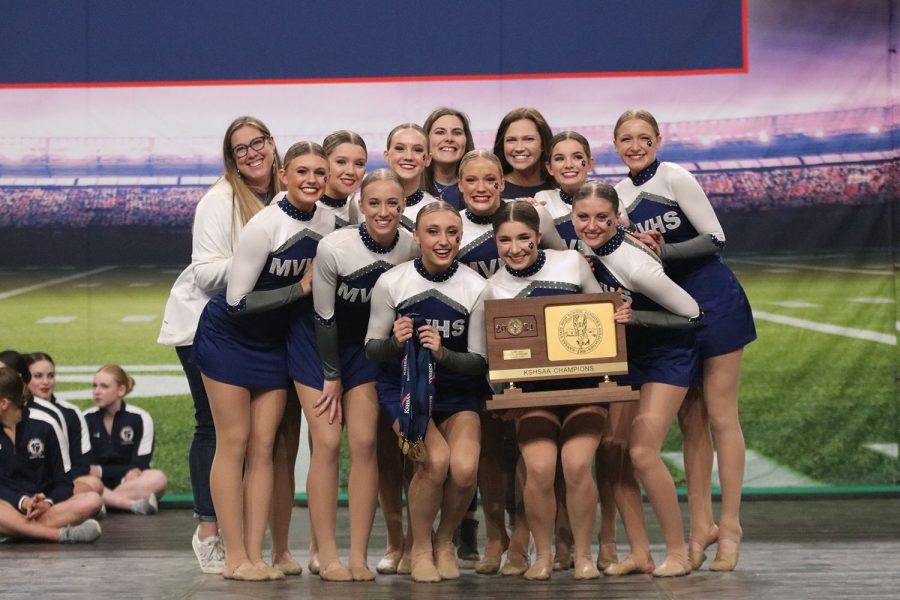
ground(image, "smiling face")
xmin=92 ymin=370 xmax=125 ymax=411
xmin=413 ymin=209 xmax=462 ymax=273
xmin=572 ymin=195 xmax=619 ymax=250
xmin=503 ymin=119 xmax=543 ymax=174
xmin=360 ymin=179 xmax=405 ymax=241
xmin=384 ymin=128 xmax=431 ymax=185
xmin=230 ymin=125 xmax=276 ymax=190
xmin=428 ymin=114 xmax=467 ymax=170
xmin=459 ymin=157 xmax=504 ymax=216
xmin=279 ymin=153 xmax=329 ymax=210
xmin=614 ymin=118 xmax=661 ymax=175
xmin=326 ymin=142 xmax=367 ymax=199
xmin=547 ymin=139 xmax=594 ymax=193
xmin=495 ymin=220 xmax=541 ymax=270
xmin=27 ymin=359 xmax=55 ymax=400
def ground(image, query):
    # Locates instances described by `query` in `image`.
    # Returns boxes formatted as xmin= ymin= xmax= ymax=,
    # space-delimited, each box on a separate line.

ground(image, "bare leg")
xmin=73 ymin=475 xmax=104 ymax=496
xmin=678 ymin=386 xmax=718 ymax=567
xmin=516 ymin=410 xmax=560 ymax=580
xmin=704 ymin=350 xmax=746 ymax=568
xmin=344 ymin=383 xmax=380 ymax=579
xmin=376 ymin=415 xmax=406 ymax=571
xmin=475 ymin=412 xmax=509 ymax=572
xmin=594 ymin=444 xmax=618 ymax=569
xmin=433 ymin=411 xmax=481 ymax=580
xmin=0 ymin=494 xmax=102 ymax=540
xmin=204 ymin=375 xmax=254 ymax=576
xmin=101 ymin=470 xmax=168 ymax=511
xmin=601 ymin=401 xmax=653 ymax=574
xmin=630 ymin=383 xmax=691 ymax=576
xmin=560 ymin=407 xmax=605 ymax=579
xmin=553 ymin=463 xmax=573 ymax=571
xmin=270 ymin=388 xmax=301 ymax=571
xmin=243 ymin=389 xmax=287 ymax=571
xmin=296 ymin=382 xmax=349 ymax=580
xmin=404 ymin=419 xmax=450 ymax=582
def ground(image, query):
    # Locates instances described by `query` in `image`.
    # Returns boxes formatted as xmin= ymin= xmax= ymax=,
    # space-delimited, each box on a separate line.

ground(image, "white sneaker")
xmin=131 ymin=493 xmax=158 ymax=515
xmin=192 ymin=526 xmax=225 ymax=574
xmin=59 ymin=519 xmax=102 ymax=543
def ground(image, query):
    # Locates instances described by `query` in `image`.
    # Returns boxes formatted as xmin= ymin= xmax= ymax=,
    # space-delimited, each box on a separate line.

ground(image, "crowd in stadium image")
xmin=0 ymin=105 xmax=768 ymax=584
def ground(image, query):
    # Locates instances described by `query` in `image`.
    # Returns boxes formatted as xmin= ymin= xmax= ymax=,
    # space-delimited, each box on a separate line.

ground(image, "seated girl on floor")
xmin=0 ymin=366 xmax=103 ymax=543
xmin=83 ymin=365 xmax=168 ymax=515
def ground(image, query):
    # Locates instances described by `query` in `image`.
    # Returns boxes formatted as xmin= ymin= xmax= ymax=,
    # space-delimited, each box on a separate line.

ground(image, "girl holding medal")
xmin=613 ymin=109 xmax=755 ymax=571
xmin=479 ymin=200 xmax=632 ymax=580
xmin=572 ymin=181 xmax=704 ymax=577
xmin=423 ymin=108 xmax=475 ymax=210
xmin=365 ymin=201 xmax=488 ymax=583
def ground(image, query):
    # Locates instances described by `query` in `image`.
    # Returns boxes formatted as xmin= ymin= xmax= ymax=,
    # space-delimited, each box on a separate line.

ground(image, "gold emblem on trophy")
xmin=544 ymin=302 xmax=617 ymax=361
xmin=557 ymin=309 xmax=602 ymax=354
xmin=506 ymin=318 xmax=524 ymax=336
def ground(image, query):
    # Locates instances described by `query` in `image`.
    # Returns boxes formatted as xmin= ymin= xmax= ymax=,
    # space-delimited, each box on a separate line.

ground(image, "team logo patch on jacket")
xmin=27 ymin=437 xmax=45 ymax=459
xmin=120 ymin=426 xmax=135 ymax=445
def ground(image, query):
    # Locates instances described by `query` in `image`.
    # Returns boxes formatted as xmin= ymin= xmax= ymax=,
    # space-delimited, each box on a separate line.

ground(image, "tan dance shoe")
xmin=319 ymin=561 xmax=353 ymax=582
xmin=603 ymin=555 xmax=655 ymax=576
xmin=410 ymin=558 xmax=442 ymax=583
xmin=499 ymin=549 xmax=530 ymax=576
xmin=573 ymin=558 xmax=601 ymax=580
xmin=523 ymin=555 xmax=553 ymax=581
xmin=434 ymin=545 xmax=461 ymax=580
xmin=651 ymin=555 xmax=692 ymax=578
xmin=273 ymin=557 xmax=303 ymax=576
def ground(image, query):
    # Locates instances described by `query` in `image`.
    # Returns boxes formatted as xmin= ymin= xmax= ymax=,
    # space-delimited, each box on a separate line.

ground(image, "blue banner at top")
xmin=4 ymin=0 xmax=745 ymax=86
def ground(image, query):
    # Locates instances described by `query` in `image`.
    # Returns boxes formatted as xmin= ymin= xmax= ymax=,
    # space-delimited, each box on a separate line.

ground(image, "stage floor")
xmin=3 ymin=497 xmax=898 ymax=599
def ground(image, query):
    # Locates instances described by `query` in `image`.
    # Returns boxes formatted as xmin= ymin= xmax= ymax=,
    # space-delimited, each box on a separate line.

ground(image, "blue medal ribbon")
xmin=398 ymin=313 xmax=434 ymax=461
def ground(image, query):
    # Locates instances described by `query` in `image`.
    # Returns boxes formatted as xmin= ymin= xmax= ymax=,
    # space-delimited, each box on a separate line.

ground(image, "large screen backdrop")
xmin=0 ymin=0 xmax=896 ymax=497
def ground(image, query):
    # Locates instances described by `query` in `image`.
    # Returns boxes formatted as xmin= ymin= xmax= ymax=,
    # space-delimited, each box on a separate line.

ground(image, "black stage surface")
xmin=2 ymin=498 xmax=897 ymax=599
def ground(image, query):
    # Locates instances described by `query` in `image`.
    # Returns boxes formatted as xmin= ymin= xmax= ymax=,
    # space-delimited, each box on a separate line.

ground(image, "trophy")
xmin=484 ymin=293 xmax=640 ymax=409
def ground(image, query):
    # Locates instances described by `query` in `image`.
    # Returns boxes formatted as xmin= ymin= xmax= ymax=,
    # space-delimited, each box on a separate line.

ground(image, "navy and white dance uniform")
xmin=193 ymin=197 xmax=334 ymax=389
xmin=459 ymin=205 xmax=567 ymax=280
xmin=589 ymin=226 xmax=702 ymax=388
xmin=616 ymin=161 xmax=755 ymax=359
xmin=534 ymin=188 xmax=582 ymax=251
xmin=319 ymin=192 xmax=360 ymax=229
xmin=400 ymin=190 xmax=439 ymax=231
xmin=365 ymin=259 xmax=487 ymax=424
xmin=30 ymin=395 xmax=92 ymax=478
xmin=0 ymin=407 xmax=72 ymax=510
xmin=84 ymin=402 xmax=154 ymax=489
xmin=299 ymin=224 xmax=419 ymax=391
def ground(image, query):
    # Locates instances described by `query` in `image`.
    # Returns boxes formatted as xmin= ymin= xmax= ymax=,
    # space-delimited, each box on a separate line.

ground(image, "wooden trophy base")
xmin=485 ymin=380 xmax=640 ymax=410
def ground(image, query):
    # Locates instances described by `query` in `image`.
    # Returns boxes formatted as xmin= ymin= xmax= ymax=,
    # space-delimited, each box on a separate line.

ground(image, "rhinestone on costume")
xmin=413 ymin=257 xmax=458 ymax=283
xmin=505 ymin=250 xmax=546 ymax=278
xmin=278 ymin=197 xmax=315 ymax=221
xmin=464 ymin=208 xmax=494 ymax=225
xmin=359 ymin=223 xmax=400 ymax=254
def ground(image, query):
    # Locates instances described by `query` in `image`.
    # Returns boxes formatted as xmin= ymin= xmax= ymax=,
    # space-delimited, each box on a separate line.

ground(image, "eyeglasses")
xmin=232 ymin=135 xmax=269 ymax=158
